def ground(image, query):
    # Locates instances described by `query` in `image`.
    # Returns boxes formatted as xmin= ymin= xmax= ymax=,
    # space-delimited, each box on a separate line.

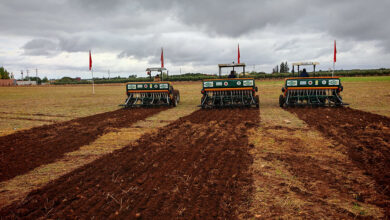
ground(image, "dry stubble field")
xmin=0 ymin=76 xmax=389 ymax=218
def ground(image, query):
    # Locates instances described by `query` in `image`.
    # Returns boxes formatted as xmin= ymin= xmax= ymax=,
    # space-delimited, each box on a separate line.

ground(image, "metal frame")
xmin=201 ymin=90 xmax=258 ymax=108
xmin=122 ymin=92 xmax=172 ymax=107
xmin=291 ymin=62 xmax=319 ymax=77
xmin=218 ymin=63 xmax=246 ymax=77
xmin=282 ymin=88 xmax=346 ymax=107
xmin=146 ymin=67 xmax=169 ymax=81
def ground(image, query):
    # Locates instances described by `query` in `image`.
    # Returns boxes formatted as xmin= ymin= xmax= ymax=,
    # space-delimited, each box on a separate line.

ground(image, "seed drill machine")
xmin=200 ymin=63 xmax=259 ymax=108
xmin=122 ymin=67 xmax=180 ymax=107
xmin=279 ymin=62 xmax=347 ymax=107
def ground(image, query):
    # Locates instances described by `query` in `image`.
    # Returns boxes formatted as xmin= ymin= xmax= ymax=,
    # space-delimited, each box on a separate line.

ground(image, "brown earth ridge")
xmin=0 ymin=108 xmax=167 ymax=182
xmin=0 ymin=109 xmax=259 ymax=219
xmin=289 ymin=107 xmax=390 ymax=217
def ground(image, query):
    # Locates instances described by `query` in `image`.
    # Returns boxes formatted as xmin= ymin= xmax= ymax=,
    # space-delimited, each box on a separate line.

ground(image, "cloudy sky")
xmin=0 ymin=0 xmax=389 ymax=79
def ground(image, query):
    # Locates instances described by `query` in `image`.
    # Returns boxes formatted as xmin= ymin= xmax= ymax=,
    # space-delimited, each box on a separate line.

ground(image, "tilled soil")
xmin=0 ymin=109 xmax=259 ymax=219
xmin=289 ymin=107 xmax=390 ymax=216
xmin=0 ymin=108 xmax=166 ymax=182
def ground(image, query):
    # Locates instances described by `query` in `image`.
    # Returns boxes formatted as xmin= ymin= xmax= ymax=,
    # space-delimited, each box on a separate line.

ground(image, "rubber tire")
xmin=279 ymin=94 xmax=285 ymax=108
xmin=255 ymin=95 xmax=260 ymax=108
xmin=174 ymin=90 xmax=180 ymax=103
xmin=172 ymin=96 xmax=178 ymax=107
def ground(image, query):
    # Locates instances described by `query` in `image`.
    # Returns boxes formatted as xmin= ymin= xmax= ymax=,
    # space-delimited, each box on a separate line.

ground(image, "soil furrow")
xmin=0 ymin=108 xmax=167 ymax=182
xmin=0 ymin=108 xmax=259 ymax=219
xmin=289 ymin=107 xmax=390 ymax=216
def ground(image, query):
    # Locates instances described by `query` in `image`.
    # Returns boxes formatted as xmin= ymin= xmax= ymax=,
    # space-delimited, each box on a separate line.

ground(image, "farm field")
xmin=0 ymin=76 xmax=390 ymax=218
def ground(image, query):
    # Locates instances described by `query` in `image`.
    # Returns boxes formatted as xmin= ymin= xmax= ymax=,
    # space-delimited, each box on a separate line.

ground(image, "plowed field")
xmin=0 ymin=109 xmax=259 ymax=219
xmin=289 ymin=107 xmax=390 ymax=216
xmin=0 ymin=108 xmax=166 ymax=182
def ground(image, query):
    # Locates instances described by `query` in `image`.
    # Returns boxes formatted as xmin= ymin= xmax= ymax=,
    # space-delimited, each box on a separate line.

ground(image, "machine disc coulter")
xmin=201 ymin=78 xmax=259 ymax=108
xmin=279 ymin=77 xmax=347 ymax=107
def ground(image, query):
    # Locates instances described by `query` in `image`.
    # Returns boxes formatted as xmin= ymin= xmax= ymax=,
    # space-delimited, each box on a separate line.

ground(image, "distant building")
xmin=0 ymin=79 xmax=16 ymax=86
xmin=75 ymin=77 xmax=81 ymax=81
xmin=16 ymin=81 xmax=37 ymax=86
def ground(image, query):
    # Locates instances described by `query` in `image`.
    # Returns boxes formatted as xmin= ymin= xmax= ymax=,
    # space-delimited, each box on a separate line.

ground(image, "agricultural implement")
xmin=121 ymin=67 xmax=180 ymax=107
xmin=200 ymin=63 xmax=259 ymax=108
xmin=279 ymin=62 xmax=347 ymax=107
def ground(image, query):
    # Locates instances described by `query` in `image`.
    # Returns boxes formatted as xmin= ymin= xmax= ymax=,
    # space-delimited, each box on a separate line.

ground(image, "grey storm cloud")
xmin=22 ymin=39 xmax=59 ymax=56
xmin=1 ymin=0 xmax=390 ymax=76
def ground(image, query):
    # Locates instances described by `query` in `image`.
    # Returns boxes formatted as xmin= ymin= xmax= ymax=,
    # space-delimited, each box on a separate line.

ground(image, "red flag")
xmin=238 ymin=44 xmax=240 ymax=63
xmin=334 ymin=40 xmax=337 ymax=63
xmin=161 ymin=48 xmax=164 ymax=68
xmin=89 ymin=50 xmax=92 ymax=70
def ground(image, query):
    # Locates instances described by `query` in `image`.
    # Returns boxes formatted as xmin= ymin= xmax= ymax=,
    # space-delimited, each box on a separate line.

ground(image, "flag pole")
xmin=91 ymin=68 xmax=95 ymax=94
xmin=332 ymin=61 xmax=335 ymax=77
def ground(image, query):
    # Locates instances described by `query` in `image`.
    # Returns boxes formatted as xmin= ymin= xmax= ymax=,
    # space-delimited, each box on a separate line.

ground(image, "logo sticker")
xmin=224 ymin=82 xmax=228 ymax=86
xmin=154 ymin=84 xmax=158 ymax=88
xmin=322 ymin=80 xmax=327 ymax=85
xmin=203 ymin=81 xmax=213 ymax=87
xmin=308 ymin=81 xmax=313 ymax=85
xmin=237 ymin=81 xmax=242 ymax=86
xmin=127 ymin=84 xmax=136 ymax=89
xmin=144 ymin=84 xmax=148 ymax=88
xmin=160 ymin=83 xmax=168 ymax=89
xmin=300 ymin=81 xmax=307 ymax=85
xmin=216 ymin=82 xmax=222 ymax=86
xmin=329 ymin=79 xmax=340 ymax=85
xmin=315 ymin=80 xmax=319 ymax=85
xmin=243 ymin=80 xmax=253 ymax=86
xmin=286 ymin=80 xmax=297 ymax=86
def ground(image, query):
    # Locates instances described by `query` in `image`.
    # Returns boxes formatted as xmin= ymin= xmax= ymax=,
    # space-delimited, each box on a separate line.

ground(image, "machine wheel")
xmin=172 ymin=96 xmax=178 ymax=107
xmin=174 ymin=90 xmax=180 ymax=103
xmin=279 ymin=95 xmax=285 ymax=108
xmin=255 ymin=95 xmax=260 ymax=108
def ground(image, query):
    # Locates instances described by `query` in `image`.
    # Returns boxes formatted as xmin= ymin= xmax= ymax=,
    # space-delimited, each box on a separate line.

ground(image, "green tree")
xmin=285 ymin=61 xmax=289 ymax=73
xmin=280 ymin=62 xmax=285 ymax=73
xmin=279 ymin=61 xmax=290 ymax=73
xmin=0 ymin=67 xmax=10 ymax=79
xmin=42 ymin=77 xmax=49 ymax=83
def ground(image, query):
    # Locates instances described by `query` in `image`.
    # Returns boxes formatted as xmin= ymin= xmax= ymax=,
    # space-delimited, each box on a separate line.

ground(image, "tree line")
xmin=272 ymin=61 xmax=290 ymax=73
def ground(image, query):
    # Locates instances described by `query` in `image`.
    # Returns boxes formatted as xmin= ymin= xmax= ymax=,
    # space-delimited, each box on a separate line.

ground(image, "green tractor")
xmin=121 ymin=67 xmax=180 ymax=108
xmin=200 ymin=63 xmax=259 ymax=108
xmin=279 ymin=62 xmax=347 ymax=107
